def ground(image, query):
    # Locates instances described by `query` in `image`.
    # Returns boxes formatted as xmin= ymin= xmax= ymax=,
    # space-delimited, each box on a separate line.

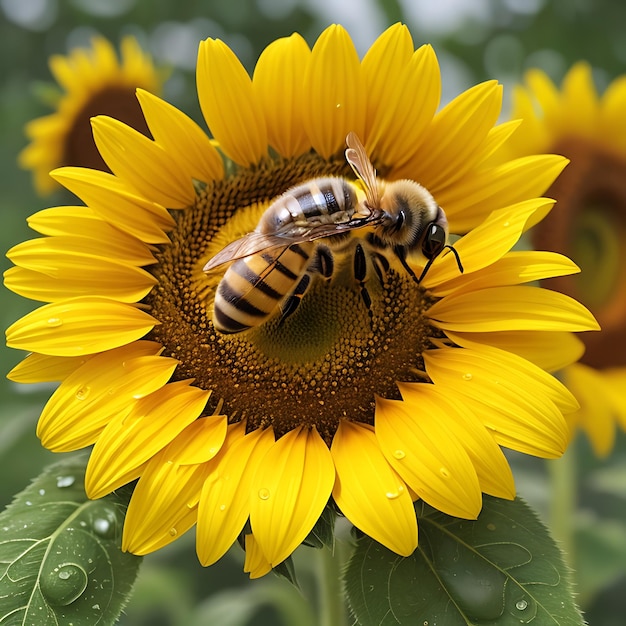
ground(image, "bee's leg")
xmin=312 ymin=245 xmax=334 ymax=280
xmin=279 ymin=273 xmax=311 ymax=325
xmin=354 ymin=243 xmax=372 ymax=312
xmin=371 ymin=251 xmax=389 ymax=286
xmin=278 ymin=247 xmax=333 ymax=326
xmin=393 ymin=246 xmax=421 ymax=284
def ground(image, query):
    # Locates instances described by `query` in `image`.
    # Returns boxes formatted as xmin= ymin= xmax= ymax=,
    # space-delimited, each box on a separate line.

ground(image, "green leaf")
xmin=0 ymin=454 xmax=142 ymax=625
xmin=302 ymin=503 xmax=336 ymax=550
xmin=345 ymin=496 xmax=583 ymax=626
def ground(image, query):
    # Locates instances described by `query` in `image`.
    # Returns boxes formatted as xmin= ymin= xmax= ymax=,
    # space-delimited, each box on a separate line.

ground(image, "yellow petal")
xmin=563 ymin=364 xmax=616 ymax=459
xmin=427 ymin=285 xmax=600 ymax=333
xmin=361 ymin=23 xmax=414 ymax=137
xmin=6 ymin=297 xmax=159 ymax=357
xmin=331 ymin=420 xmax=417 ymax=556
xmin=7 ymin=231 xmax=155 ymax=268
xmin=244 ymin=534 xmax=272 ymax=579
xmin=85 ymin=380 xmax=209 ymax=498
xmin=252 ymin=34 xmax=311 ymax=158
xmin=422 ymin=199 xmax=556 ymax=291
xmin=375 ymin=396 xmax=482 ymax=519
xmin=428 ymin=250 xmax=580 ymax=298
xmin=398 ymin=383 xmax=515 ymax=506
xmin=7 ymin=352 xmax=91 ymax=383
xmin=26 ymin=207 xmax=160 ymax=255
xmin=400 ymin=81 xmax=502 ymax=189
xmin=559 ymin=62 xmax=600 ymax=138
xmin=445 ymin=330 xmax=585 ymax=373
xmin=51 ymin=168 xmax=174 ymax=244
xmin=437 ymin=155 xmax=568 ymax=234
xmin=4 ymin=263 xmax=156 ymax=304
xmin=197 ymin=38 xmax=267 ymax=166
xmin=423 ymin=347 xmax=570 ymax=457
xmin=302 ymin=25 xmax=366 ymax=159
xmin=426 ymin=344 xmax=578 ymax=413
xmin=250 ymin=426 xmax=334 ymax=566
xmin=361 ymin=27 xmax=440 ymax=167
xmin=197 ymin=426 xmax=275 ymax=566
xmin=123 ymin=415 xmax=227 ymax=555
xmin=38 ymin=344 xmax=178 ymax=452
xmin=136 ymin=89 xmax=224 ymax=183
xmin=91 ymin=115 xmax=195 ymax=208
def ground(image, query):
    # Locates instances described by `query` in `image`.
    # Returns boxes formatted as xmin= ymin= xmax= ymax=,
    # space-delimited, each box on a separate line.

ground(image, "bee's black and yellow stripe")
xmin=213 ymin=178 xmax=359 ymax=334
xmin=213 ymin=243 xmax=313 ymax=333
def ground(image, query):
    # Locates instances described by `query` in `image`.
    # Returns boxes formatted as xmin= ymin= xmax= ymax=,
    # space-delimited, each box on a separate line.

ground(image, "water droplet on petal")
xmin=75 ymin=386 xmax=90 ymax=401
xmin=47 ymin=317 xmax=63 ymax=327
xmin=219 ymin=504 xmax=226 ymax=512
xmin=502 ymin=220 xmax=510 ymax=227
xmin=56 ymin=475 xmax=75 ymax=488
xmin=258 ymin=488 xmax=271 ymax=501
xmin=393 ymin=449 xmax=406 ymax=460
xmin=440 ymin=467 xmax=450 ymax=478
xmin=169 ymin=527 xmax=178 ymax=537
xmin=462 ymin=372 xmax=473 ymax=381
xmin=386 ymin=490 xmax=400 ymax=500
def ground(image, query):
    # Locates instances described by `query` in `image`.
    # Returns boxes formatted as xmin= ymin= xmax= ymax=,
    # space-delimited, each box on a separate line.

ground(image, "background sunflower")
xmin=1 ymin=2 xmax=625 ymax=624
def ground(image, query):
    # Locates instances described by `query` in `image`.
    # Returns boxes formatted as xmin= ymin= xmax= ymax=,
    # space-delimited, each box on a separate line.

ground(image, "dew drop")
xmin=393 ymin=449 xmax=406 ymax=460
xmin=462 ymin=372 xmax=473 ymax=381
xmin=56 ymin=475 xmax=75 ymax=488
xmin=168 ymin=527 xmax=178 ymax=537
xmin=439 ymin=467 xmax=450 ymax=478
xmin=258 ymin=488 xmax=271 ymax=501
xmin=46 ymin=317 xmax=63 ymax=327
xmin=516 ymin=599 xmax=528 ymax=611
xmin=385 ymin=490 xmax=400 ymax=500
xmin=40 ymin=563 xmax=88 ymax=606
xmin=487 ymin=522 xmax=496 ymax=531
xmin=219 ymin=504 xmax=226 ymax=512
xmin=93 ymin=518 xmax=111 ymax=536
xmin=25 ymin=500 xmax=32 ymax=506
xmin=75 ymin=386 xmax=90 ymax=401
xmin=502 ymin=220 xmax=510 ymax=227
xmin=38 ymin=489 xmax=46 ymax=496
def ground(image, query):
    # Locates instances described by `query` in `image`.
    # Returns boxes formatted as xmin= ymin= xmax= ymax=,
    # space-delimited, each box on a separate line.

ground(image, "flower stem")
xmin=317 ymin=543 xmax=349 ymax=626
xmin=548 ymin=444 xmax=577 ymax=569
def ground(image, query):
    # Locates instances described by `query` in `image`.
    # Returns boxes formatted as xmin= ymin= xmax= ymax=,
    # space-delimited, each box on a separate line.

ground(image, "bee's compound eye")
xmin=422 ymin=223 xmax=446 ymax=259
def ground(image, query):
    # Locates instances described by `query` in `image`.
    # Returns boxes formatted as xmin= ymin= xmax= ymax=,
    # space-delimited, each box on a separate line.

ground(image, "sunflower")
xmin=19 ymin=35 xmax=164 ymax=196
xmin=4 ymin=24 xmax=598 ymax=576
xmin=504 ymin=62 xmax=626 ymax=457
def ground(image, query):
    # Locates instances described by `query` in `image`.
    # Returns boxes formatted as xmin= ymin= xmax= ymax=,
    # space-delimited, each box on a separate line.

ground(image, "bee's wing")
xmin=204 ymin=232 xmax=288 ymax=270
xmin=204 ymin=213 xmax=384 ymax=271
xmin=345 ymin=132 xmax=379 ymax=209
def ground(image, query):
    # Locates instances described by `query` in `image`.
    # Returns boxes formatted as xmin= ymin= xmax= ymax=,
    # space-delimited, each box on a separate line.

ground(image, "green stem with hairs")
xmin=548 ymin=444 xmax=577 ymax=570
xmin=317 ymin=542 xmax=350 ymax=626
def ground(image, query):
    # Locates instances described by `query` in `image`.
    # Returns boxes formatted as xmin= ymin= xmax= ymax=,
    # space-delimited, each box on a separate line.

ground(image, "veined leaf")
xmin=345 ymin=496 xmax=584 ymax=625
xmin=0 ymin=454 xmax=142 ymax=625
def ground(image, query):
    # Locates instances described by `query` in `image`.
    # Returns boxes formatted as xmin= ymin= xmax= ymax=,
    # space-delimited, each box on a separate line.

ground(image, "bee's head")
xmin=378 ymin=181 xmax=447 ymax=255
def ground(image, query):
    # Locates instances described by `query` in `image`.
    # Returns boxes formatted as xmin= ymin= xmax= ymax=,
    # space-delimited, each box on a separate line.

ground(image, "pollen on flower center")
xmin=144 ymin=153 xmax=438 ymax=442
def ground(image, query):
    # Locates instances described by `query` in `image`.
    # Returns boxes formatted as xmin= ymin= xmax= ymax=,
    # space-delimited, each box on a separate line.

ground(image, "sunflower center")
xmin=145 ymin=153 xmax=437 ymax=442
xmin=532 ymin=136 xmax=626 ymax=368
xmin=63 ymin=87 xmax=150 ymax=172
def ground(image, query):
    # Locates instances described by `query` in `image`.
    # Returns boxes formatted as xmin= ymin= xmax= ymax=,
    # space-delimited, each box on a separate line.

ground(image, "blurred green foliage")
xmin=1 ymin=1 xmax=626 ymax=624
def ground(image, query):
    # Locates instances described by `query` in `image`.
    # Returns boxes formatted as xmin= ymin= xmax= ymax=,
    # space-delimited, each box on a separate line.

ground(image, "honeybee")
xmin=204 ymin=132 xmax=462 ymax=334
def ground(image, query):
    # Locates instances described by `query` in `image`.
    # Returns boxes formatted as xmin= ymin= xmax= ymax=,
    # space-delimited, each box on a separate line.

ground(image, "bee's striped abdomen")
xmin=213 ymin=243 xmax=314 ymax=333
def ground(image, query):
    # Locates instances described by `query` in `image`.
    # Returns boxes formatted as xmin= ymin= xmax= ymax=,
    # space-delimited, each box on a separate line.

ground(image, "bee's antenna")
xmin=416 ymin=245 xmax=463 ymax=284
xmin=445 ymin=244 xmax=464 ymax=274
